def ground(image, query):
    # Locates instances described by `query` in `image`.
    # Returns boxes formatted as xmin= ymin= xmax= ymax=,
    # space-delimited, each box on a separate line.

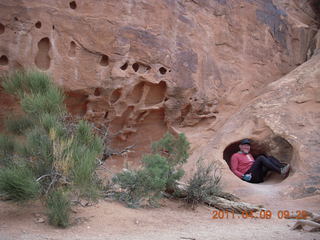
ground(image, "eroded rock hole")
xmin=68 ymin=41 xmax=76 ymax=57
xmin=100 ymin=54 xmax=109 ymax=66
xmin=159 ymin=67 xmax=167 ymax=75
xmin=94 ymin=88 xmax=101 ymax=96
xmin=132 ymin=62 xmax=151 ymax=73
xmin=129 ymin=82 xmax=144 ymax=103
xmin=69 ymin=1 xmax=77 ymax=9
xmin=223 ymin=136 xmax=294 ymax=183
xmin=110 ymin=106 xmax=134 ymax=134
xmin=0 ymin=55 xmax=8 ymax=66
xmin=104 ymin=111 xmax=109 ymax=119
xmin=120 ymin=62 xmax=128 ymax=70
xmin=14 ymin=17 xmax=18 ymax=21
xmin=0 ymin=23 xmax=5 ymax=34
xmin=110 ymin=88 xmax=122 ymax=104
xmin=145 ymin=81 xmax=167 ymax=106
xmin=35 ymin=21 xmax=41 ymax=29
xmin=35 ymin=37 xmax=51 ymax=70
xmin=64 ymin=91 xmax=88 ymax=117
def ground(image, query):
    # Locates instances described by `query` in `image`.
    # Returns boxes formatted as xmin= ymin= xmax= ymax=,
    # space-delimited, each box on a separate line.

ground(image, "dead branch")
xmin=102 ymin=145 xmax=135 ymax=161
xmin=292 ymin=219 xmax=320 ymax=232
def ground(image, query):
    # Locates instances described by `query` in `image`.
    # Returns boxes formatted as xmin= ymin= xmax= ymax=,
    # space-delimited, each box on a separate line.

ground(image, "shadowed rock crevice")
xmin=132 ymin=62 xmax=151 ymax=73
xmin=110 ymin=88 xmax=122 ymax=104
xmin=69 ymin=1 xmax=77 ymax=10
xmin=0 ymin=55 xmax=8 ymax=66
xmin=35 ymin=21 xmax=41 ymax=29
xmin=68 ymin=41 xmax=76 ymax=57
xmin=35 ymin=37 xmax=51 ymax=70
xmin=0 ymin=23 xmax=4 ymax=34
xmin=100 ymin=54 xmax=109 ymax=66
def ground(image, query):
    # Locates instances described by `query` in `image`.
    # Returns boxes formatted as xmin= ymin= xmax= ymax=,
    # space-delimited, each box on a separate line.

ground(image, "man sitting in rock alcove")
xmin=230 ymin=139 xmax=290 ymax=183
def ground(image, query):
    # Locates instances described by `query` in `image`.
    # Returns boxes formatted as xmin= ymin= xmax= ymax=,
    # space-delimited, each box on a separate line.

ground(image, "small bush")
xmin=46 ymin=189 xmax=71 ymax=228
xmin=185 ymin=158 xmax=221 ymax=208
xmin=0 ymin=70 xmax=104 ymax=227
xmin=0 ymin=134 xmax=15 ymax=165
xmin=113 ymin=132 xmax=191 ymax=208
xmin=113 ymin=154 xmax=169 ymax=208
xmin=0 ymin=164 xmax=39 ymax=201
xmin=5 ymin=116 xmax=34 ymax=135
xmin=151 ymin=133 xmax=189 ymax=190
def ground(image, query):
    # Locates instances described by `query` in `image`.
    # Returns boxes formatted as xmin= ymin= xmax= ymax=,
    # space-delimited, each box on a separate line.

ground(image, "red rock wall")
xmin=0 ymin=0 xmax=318 ymax=165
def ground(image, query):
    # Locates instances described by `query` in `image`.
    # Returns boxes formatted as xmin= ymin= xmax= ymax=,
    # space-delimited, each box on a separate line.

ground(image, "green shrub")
xmin=113 ymin=154 xmax=170 ymax=208
xmin=46 ymin=189 xmax=71 ymax=228
xmin=0 ymin=164 xmax=39 ymax=201
xmin=185 ymin=158 xmax=221 ymax=208
xmin=0 ymin=134 xmax=15 ymax=165
xmin=113 ymin=132 xmax=191 ymax=208
xmin=5 ymin=116 xmax=34 ymax=135
xmin=152 ymin=133 xmax=189 ymax=190
xmin=0 ymin=70 xmax=104 ymax=227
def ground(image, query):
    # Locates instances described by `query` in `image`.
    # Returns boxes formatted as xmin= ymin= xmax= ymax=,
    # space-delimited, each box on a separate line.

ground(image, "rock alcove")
xmin=223 ymin=136 xmax=294 ymax=184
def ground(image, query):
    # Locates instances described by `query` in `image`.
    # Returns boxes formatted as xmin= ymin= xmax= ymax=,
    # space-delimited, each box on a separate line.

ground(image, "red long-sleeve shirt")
xmin=230 ymin=152 xmax=254 ymax=178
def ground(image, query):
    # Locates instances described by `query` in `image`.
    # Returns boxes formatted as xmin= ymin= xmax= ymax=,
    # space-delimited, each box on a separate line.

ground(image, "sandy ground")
xmin=1 ymin=195 xmax=320 ymax=240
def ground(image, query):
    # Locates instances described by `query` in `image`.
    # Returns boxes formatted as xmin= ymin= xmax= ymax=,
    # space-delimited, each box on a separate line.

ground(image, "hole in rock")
xmin=120 ymin=61 xmax=128 ymax=70
xmin=145 ymin=81 xmax=167 ymax=106
xmin=100 ymin=54 xmax=109 ymax=66
xmin=0 ymin=23 xmax=5 ymax=34
xmin=94 ymin=88 xmax=101 ymax=96
xmin=110 ymin=88 xmax=122 ymax=104
xmin=69 ymin=1 xmax=77 ymax=9
xmin=35 ymin=21 xmax=41 ymax=29
xmin=110 ymin=106 xmax=134 ymax=133
xmin=35 ymin=37 xmax=51 ymax=70
xmin=132 ymin=62 xmax=151 ymax=73
xmin=128 ymin=82 xmax=144 ymax=103
xmin=68 ymin=41 xmax=76 ymax=57
xmin=14 ymin=17 xmax=18 ymax=21
xmin=52 ymin=25 xmax=55 ymax=30
xmin=0 ymin=55 xmax=9 ymax=66
xmin=64 ymin=91 xmax=88 ymax=117
xmin=159 ymin=67 xmax=167 ymax=75
xmin=223 ymin=136 xmax=294 ymax=183
xmin=104 ymin=111 xmax=109 ymax=119
xmin=132 ymin=63 xmax=139 ymax=72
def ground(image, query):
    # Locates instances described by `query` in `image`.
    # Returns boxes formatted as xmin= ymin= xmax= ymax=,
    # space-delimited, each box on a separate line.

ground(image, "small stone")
xmin=35 ymin=217 xmax=45 ymax=223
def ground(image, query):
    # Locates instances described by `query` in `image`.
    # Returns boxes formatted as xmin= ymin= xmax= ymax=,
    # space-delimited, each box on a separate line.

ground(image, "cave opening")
xmin=223 ymin=136 xmax=294 ymax=183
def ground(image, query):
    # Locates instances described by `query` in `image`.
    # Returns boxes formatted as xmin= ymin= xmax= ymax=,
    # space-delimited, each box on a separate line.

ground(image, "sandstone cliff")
xmin=0 ymin=0 xmax=319 ymax=200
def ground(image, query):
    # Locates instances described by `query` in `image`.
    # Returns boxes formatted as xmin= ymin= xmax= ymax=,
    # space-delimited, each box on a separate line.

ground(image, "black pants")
xmin=245 ymin=155 xmax=286 ymax=183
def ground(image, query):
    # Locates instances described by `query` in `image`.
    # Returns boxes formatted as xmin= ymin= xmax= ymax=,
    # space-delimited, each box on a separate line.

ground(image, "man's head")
xmin=239 ymin=138 xmax=251 ymax=154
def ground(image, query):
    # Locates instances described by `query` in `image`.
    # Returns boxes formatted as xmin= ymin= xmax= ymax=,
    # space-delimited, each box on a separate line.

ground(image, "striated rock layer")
xmin=0 ymin=0 xmax=319 ymax=200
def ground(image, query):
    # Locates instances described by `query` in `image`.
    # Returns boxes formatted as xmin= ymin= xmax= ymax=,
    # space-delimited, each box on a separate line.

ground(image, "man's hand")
xmin=242 ymin=173 xmax=252 ymax=182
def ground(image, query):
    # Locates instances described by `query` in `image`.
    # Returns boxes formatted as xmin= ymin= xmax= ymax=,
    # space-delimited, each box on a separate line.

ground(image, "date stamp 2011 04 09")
xmin=211 ymin=210 xmax=308 ymax=220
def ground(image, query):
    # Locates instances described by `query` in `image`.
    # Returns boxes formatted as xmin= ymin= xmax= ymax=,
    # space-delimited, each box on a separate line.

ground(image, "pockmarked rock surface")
xmin=0 ymin=0 xmax=319 ymax=201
